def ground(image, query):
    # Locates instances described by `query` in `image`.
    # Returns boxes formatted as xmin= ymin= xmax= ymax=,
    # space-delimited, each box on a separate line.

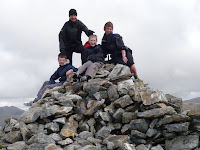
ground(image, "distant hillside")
xmin=183 ymin=97 xmax=200 ymax=103
xmin=0 ymin=106 xmax=24 ymax=126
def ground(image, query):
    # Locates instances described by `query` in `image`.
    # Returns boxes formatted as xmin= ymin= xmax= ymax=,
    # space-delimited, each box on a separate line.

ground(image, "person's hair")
xmin=58 ymin=52 xmax=67 ymax=59
xmin=89 ymin=34 xmax=97 ymax=40
xmin=104 ymin=21 xmax=113 ymax=30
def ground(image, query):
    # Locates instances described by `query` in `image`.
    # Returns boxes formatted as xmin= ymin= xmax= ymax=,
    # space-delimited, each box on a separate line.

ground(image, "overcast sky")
xmin=0 ymin=0 xmax=200 ymax=110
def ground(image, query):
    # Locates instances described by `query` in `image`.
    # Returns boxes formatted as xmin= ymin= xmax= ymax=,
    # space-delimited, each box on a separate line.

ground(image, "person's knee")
xmin=89 ymin=63 xmax=98 ymax=69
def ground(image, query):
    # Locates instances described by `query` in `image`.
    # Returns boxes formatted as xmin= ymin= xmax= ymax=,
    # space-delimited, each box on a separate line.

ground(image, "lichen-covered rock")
xmin=58 ymin=138 xmax=73 ymax=146
xmin=53 ymin=117 xmax=66 ymax=124
xmin=4 ymin=130 xmax=22 ymax=143
xmin=137 ymin=106 xmax=176 ymax=118
xmin=7 ymin=141 xmax=27 ymax=150
xmin=95 ymin=126 xmax=111 ymax=139
xmin=151 ymin=145 xmax=164 ymax=150
xmin=165 ymin=94 xmax=182 ymax=113
xmin=117 ymin=78 xmax=135 ymax=96
xmin=107 ymin=84 xmax=119 ymax=101
xmin=129 ymin=119 xmax=149 ymax=133
xmin=84 ymin=99 xmax=105 ymax=116
xmin=131 ymin=130 xmax=146 ymax=139
xmin=19 ymin=121 xmax=31 ymax=141
xmin=27 ymin=143 xmax=46 ymax=150
xmin=60 ymin=116 xmax=78 ymax=138
xmin=140 ymin=88 xmax=168 ymax=106
xmin=165 ymin=135 xmax=199 ymax=150
xmin=20 ymin=107 xmax=43 ymax=123
xmin=122 ymin=112 xmax=137 ymax=124
xmin=164 ymin=122 xmax=190 ymax=132
xmin=158 ymin=114 xmax=191 ymax=126
xmin=35 ymin=132 xmax=55 ymax=145
xmin=49 ymin=133 xmax=62 ymax=142
xmin=107 ymin=64 xmax=132 ymax=81
xmin=45 ymin=143 xmax=63 ymax=150
xmin=114 ymin=95 xmax=133 ymax=108
xmin=103 ymin=135 xmax=129 ymax=150
xmin=94 ymin=91 xmax=108 ymax=100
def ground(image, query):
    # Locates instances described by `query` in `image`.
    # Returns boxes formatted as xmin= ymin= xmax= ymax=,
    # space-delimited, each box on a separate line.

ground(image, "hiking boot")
xmin=80 ymin=76 xmax=87 ymax=82
xmin=73 ymin=73 xmax=81 ymax=82
xmin=73 ymin=73 xmax=78 ymax=80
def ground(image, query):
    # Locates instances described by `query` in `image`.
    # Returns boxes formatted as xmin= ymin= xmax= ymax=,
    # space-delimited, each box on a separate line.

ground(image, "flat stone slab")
xmin=158 ymin=114 xmax=191 ymax=126
xmin=137 ymin=106 xmax=176 ymax=118
xmin=165 ymin=135 xmax=199 ymax=150
xmin=20 ymin=107 xmax=43 ymax=123
xmin=164 ymin=122 xmax=190 ymax=132
xmin=114 ymin=95 xmax=133 ymax=108
xmin=107 ymin=64 xmax=132 ymax=81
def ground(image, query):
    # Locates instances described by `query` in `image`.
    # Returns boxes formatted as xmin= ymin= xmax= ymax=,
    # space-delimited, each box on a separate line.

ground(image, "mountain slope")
xmin=0 ymin=106 xmax=24 ymax=126
xmin=184 ymin=97 xmax=200 ymax=103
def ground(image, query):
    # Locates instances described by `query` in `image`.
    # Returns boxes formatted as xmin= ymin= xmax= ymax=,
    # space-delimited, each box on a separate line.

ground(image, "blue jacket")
xmin=49 ymin=63 xmax=77 ymax=84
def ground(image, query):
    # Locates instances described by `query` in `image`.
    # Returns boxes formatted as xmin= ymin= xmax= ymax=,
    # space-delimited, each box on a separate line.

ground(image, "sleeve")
xmin=82 ymin=48 xmax=88 ymax=64
xmin=49 ymin=69 xmax=59 ymax=84
xmin=59 ymin=23 xmax=67 ymax=52
xmin=115 ymin=34 xmax=126 ymax=50
xmin=100 ymin=43 xmax=108 ymax=58
xmin=79 ymin=20 xmax=93 ymax=37
xmin=70 ymin=65 xmax=78 ymax=72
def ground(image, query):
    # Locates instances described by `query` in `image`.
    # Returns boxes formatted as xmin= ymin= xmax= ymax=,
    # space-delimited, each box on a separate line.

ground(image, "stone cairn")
xmin=0 ymin=64 xmax=200 ymax=150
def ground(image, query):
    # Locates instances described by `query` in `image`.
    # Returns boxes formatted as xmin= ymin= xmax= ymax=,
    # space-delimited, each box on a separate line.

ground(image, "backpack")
xmin=113 ymin=34 xmax=132 ymax=54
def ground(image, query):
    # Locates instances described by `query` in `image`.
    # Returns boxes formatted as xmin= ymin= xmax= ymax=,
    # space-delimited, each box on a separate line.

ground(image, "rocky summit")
xmin=0 ymin=64 xmax=200 ymax=150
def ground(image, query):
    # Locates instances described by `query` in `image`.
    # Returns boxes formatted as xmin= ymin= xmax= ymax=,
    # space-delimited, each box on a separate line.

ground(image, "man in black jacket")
xmin=59 ymin=9 xmax=94 ymax=64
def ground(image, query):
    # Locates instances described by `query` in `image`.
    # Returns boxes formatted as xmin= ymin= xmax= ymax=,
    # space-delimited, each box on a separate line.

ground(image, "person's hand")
xmin=88 ymin=30 xmax=95 ymax=36
xmin=66 ymin=69 xmax=73 ymax=76
xmin=123 ymin=56 xmax=128 ymax=64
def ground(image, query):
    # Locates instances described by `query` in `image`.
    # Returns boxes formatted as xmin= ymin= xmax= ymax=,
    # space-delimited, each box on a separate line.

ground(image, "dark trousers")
xmin=111 ymin=51 xmax=134 ymax=67
xmin=63 ymin=44 xmax=85 ymax=65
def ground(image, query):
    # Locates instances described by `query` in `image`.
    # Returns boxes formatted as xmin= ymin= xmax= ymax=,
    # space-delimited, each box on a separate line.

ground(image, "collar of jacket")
xmin=87 ymin=45 xmax=97 ymax=49
xmin=103 ymin=33 xmax=113 ymax=43
xmin=59 ymin=59 xmax=70 ymax=67
xmin=69 ymin=19 xmax=78 ymax=27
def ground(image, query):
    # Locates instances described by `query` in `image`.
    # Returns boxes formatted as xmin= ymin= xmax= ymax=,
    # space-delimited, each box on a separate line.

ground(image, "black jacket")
xmin=59 ymin=19 xmax=92 ymax=51
xmin=83 ymin=45 xmax=105 ymax=64
xmin=101 ymin=33 xmax=126 ymax=58
xmin=49 ymin=63 xmax=78 ymax=84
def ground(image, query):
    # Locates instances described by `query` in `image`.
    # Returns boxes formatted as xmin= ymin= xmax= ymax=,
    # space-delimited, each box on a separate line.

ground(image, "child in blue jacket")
xmin=24 ymin=52 xmax=77 ymax=106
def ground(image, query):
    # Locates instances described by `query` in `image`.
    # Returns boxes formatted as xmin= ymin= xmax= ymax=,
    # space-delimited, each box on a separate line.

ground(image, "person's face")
xmin=105 ymin=27 xmax=113 ymax=35
xmin=89 ymin=37 xmax=97 ymax=47
xmin=58 ymin=57 xmax=67 ymax=66
xmin=69 ymin=15 xmax=77 ymax=22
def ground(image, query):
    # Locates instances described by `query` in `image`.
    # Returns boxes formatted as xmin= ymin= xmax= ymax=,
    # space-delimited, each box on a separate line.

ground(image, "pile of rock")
xmin=0 ymin=64 xmax=200 ymax=150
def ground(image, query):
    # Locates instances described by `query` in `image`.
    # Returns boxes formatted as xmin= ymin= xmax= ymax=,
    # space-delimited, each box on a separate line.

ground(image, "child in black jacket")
xmin=74 ymin=34 xmax=104 ymax=82
xmin=101 ymin=21 xmax=140 ymax=80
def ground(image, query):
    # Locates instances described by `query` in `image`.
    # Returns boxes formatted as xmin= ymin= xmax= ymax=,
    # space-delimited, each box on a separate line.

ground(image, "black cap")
xmin=69 ymin=9 xmax=77 ymax=17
